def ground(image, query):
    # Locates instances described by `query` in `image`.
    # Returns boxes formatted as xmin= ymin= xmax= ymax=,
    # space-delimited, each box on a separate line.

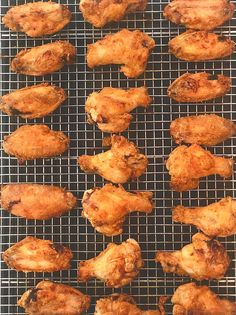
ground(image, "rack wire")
xmin=0 ymin=0 xmax=236 ymax=314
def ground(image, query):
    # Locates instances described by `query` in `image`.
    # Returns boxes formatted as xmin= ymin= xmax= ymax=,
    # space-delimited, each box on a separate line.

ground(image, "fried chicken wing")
xmin=168 ymin=72 xmax=231 ymax=103
xmin=87 ymin=29 xmax=155 ymax=78
xmin=86 ymin=86 xmax=151 ymax=133
xmin=170 ymin=114 xmax=236 ymax=146
xmin=18 ymin=281 xmax=90 ymax=315
xmin=0 ymin=184 xmax=77 ymax=220
xmin=78 ymin=239 xmax=143 ymax=288
xmin=169 ymin=31 xmax=235 ymax=62
xmin=3 ymin=124 xmax=69 ymax=161
xmin=0 ymin=83 xmax=66 ymax=119
xmin=80 ymin=0 xmax=147 ymax=28
xmin=172 ymin=282 xmax=236 ymax=315
xmin=11 ymin=41 xmax=76 ymax=76
xmin=156 ymin=233 xmax=230 ymax=280
xmin=78 ymin=135 xmax=148 ymax=184
xmin=2 ymin=2 xmax=71 ymax=37
xmin=163 ymin=0 xmax=235 ymax=31
xmin=2 ymin=236 xmax=72 ymax=272
xmin=166 ymin=144 xmax=234 ymax=192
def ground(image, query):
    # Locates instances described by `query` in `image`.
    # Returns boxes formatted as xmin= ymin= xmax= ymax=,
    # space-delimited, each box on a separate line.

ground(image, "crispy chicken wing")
xmin=78 ymin=135 xmax=148 ymax=184
xmin=2 ymin=2 xmax=71 ymax=37
xmin=87 ymin=29 xmax=155 ymax=78
xmin=80 ymin=0 xmax=147 ymax=28
xmin=82 ymin=183 xmax=153 ymax=236
xmin=173 ymin=197 xmax=236 ymax=238
xmin=156 ymin=233 xmax=230 ymax=280
xmin=0 ymin=83 xmax=66 ymax=119
xmin=86 ymin=86 xmax=151 ymax=133
xmin=18 ymin=281 xmax=90 ymax=315
xmin=169 ymin=31 xmax=235 ymax=62
xmin=172 ymin=282 xmax=236 ymax=315
xmin=0 ymin=184 xmax=77 ymax=220
xmin=78 ymin=239 xmax=143 ymax=288
xmin=2 ymin=236 xmax=72 ymax=272
xmin=11 ymin=41 xmax=76 ymax=76
xmin=163 ymin=0 xmax=235 ymax=31
xmin=166 ymin=144 xmax=234 ymax=192
xmin=170 ymin=114 xmax=236 ymax=146
xmin=168 ymin=72 xmax=231 ymax=103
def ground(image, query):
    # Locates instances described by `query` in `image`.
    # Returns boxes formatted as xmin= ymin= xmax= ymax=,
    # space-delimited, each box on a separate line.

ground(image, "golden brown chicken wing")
xmin=87 ymin=29 xmax=155 ymax=78
xmin=82 ymin=184 xmax=153 ymax=236
xmin=2 ymin=124 xmax=69 ymax=161
xmin=0 ymin=184 xmax=77 ymax=220
xmin=169 ymin=31 xmax=235 ymax=62
xmin=2 ymin=2 xmax=71 ymax=37
xmin=18 ymin=281 xmax=90 ymax=315
xmin=170 ymin=114 xmax=236 ymax=146
xmin=80 ymin=0 xmax=147 ymax=27
xmin=163 ymin=0 xmax=235 ymax=31
xmin=166 ymin=144 xmax=234 ymax=192
xmin=11 ymin=41 xmax=76 ymax=76
xmin=172 ymin=282 xmax=236 ymax=315
xmin=78 ymin=135 xmax=148 ymax=184
xmin=78 ymin=239 xmax=143 ymax=288
xmin=86 ymin=86 xmax=151 ymax=133
xmin=2 ymin=236 xmax=72 ymax=272
xmin=0 ymin=83 xmax=66 ymax=119
xmin=156 ymin=233 xmax=230 ymax=281
xmin=168 ymin=72 xmax=231 ymax=103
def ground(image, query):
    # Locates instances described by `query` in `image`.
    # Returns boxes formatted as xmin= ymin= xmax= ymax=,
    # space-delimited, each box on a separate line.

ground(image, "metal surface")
xmin=0 ymin=0 xmax=236 ymax=314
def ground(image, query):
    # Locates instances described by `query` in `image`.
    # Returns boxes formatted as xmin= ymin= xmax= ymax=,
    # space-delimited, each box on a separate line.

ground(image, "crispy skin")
xmin=169 ymin=31 xmax=235 ymax=61
xmin=168 ymin=72 xmax=231 ymax=103
xmin=18 ymin=281 xmax=90 ymax=315
xmin=172 ymin=282 xmax=236 ymax=315
xmin=0 ymin=83 xmax=66 ymax=119
xmin=80 ymin=0 xmax=147 ymax=27
xmin=11 ymin=41 xmax=76 ymax=76
xmin=87 ymin=29 xmax=155 ymax=78
xmin=3 ymin=124 xmax=69 ymax=161
xmin=2 ymin=2 xmax=71 ymax=37
xmin=78 ymin=239 xmax=143 ymax=288
xmin=2 ymin=236 xmax=72 ymax=272
xmin=156 ymin=233 xmax=230 ymax=281
xmin=166 ymin=144 xmax=234 ymax=192
xmin=163 ymin=0 xmax=235 ymax=31
xmin=170 ymin=114 xmax=236 ymax=146
xmin=78 ymin=135 xmax=148 ymax=184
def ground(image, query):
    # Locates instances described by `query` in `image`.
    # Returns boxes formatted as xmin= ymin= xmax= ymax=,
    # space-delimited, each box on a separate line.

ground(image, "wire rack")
xmin=0 ymin=0 xmax=236 ymax=314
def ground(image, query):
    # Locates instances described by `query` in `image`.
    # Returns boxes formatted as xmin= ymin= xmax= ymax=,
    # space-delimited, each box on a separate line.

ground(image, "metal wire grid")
xmin=0 ymin=0 xmax=236 ymax=313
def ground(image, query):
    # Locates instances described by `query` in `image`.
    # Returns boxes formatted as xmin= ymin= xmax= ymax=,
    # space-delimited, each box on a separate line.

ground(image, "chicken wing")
xmin=0 ymin=83 xmax=66 ymax=119
xmin=166 ymin=144 xmax=234 ymax=192
xmin=78 ymin=239 xmax=143 ymax=288
xmin=2 ymin=236 xmax=72 ymax=272
xmin=78 ymin=135 xmax=148 ymax=184
xmin=80 ymin=0 xmax=147 ymax=28
xmin=86 ymin=86 xmax=151 ymax=133
xmin=2 ymin=124 xmax=69 ymax=161
xmin=168 ymin=72 xmax=231 ymax=103
xmin=163 ymin=0 xmax=235 ymax=31
xmin=18 ymin=281 xmax=90 ymax=315
xmin=173 ymin=197 xmax=236 ymax=238
xmin=0 ymin=184 xmax=77 ymax=220
xmin=2 ymin=2 xmax=71 ymax=37
xmin=156 ymin=233 xmax=230 ymax=280
xmin=11 ymin=41 xmax=76 ymax=76
xmin=172 ymin=282 xmax=236 ymax=315
xmin=170 ymin=114 xmax=236 ymax=146
xmin=87 ymin=29 xmax=155 ymax=78
xmin=169 ymin=31 xmax=235 ymax=62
